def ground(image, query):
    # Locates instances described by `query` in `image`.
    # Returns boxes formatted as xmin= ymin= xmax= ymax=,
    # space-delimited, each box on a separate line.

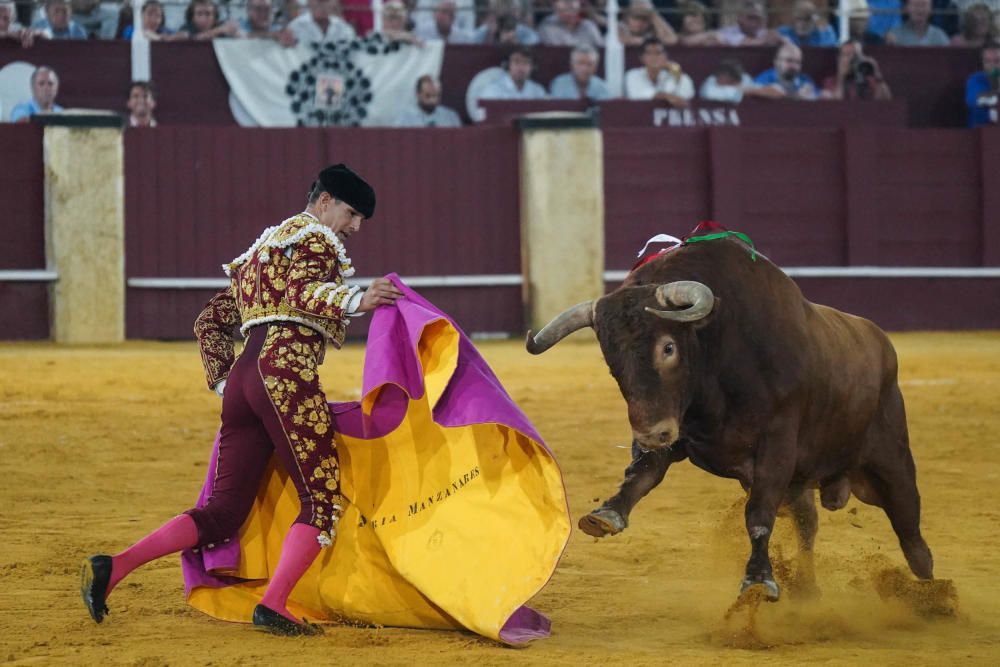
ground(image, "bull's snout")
xmin=632 ymin=419 xmax=679 ymax=451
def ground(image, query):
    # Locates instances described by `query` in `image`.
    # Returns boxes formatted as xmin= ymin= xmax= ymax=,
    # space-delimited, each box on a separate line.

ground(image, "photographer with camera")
xmin=966 ymin=43 xmax=1000 ymax=127
xmin=821 ymin=40 xmax=893 ymax=100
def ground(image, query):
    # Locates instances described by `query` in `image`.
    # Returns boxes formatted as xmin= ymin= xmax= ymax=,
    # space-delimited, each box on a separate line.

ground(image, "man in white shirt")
xmin=288 ymin=0 xmax=356 ymax=44
xmin=479 ymin=47 xmax=548 ymax=100
xmin=395 ymin=76 xmax=463 ymax=126
xmin=549 ymin=45 xmax=611 ymax=100
xmin=624 ymin=38 xmax=694 ymax=107
xmin=413 ymin=0 xmax=476 ymax=42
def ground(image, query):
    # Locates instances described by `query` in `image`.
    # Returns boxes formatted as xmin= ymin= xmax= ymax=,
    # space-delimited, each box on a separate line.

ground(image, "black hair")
xmin=185 ymin=0 xmax=218 ymax=27
xmin=640 ymin=36 xmax=664 ymax=52
xmin=714 ymin=58 xmax=744 ymax=80
xmin=128 ymin=80 xmax=155 ymax=99
xmin=415 ymin=74 xmax=435 ymax=94
xmin=506 ymin=45 xmax=533 ymax=61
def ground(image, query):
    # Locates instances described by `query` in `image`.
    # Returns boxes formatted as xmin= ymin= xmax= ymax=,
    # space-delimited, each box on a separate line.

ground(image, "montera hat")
xmin=316 ymin=163 xmax=376 ymax=219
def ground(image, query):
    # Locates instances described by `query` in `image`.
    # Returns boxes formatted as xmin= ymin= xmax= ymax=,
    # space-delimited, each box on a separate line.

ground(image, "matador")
xmin=81 ymin=164 xmax=404 ymax=635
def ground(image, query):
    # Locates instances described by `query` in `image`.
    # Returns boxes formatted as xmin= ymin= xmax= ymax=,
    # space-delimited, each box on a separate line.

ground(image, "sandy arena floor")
xmin=1 ymin=332 xmax=999 ymax=666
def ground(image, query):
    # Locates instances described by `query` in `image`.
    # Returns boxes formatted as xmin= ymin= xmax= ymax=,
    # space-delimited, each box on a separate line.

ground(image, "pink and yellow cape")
xmin=181 ymin=275 xmax=571 ymax=644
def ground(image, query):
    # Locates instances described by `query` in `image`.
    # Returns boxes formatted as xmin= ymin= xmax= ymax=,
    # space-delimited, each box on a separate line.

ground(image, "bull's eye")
xmin=663 ymin=342 xmax=675 ymax=357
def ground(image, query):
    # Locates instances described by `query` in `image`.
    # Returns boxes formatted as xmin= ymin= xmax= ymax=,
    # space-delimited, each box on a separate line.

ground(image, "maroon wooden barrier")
xmin=0 ymin=42 xmax=983 ymax=128
xmin=795 ymin=277 xmax=1000 ymax=331
xmin=0 ymin=124 xmax=48 ymax=339
xmin=844 ymin=128 xmax=983 ymax=266
xmin=605 ymin=126 xmax=997 ymax=271
xmin=604 ymin=128 xmax=712 ymax=272
xmin=124 ymin=126 xmax=522 ymax=339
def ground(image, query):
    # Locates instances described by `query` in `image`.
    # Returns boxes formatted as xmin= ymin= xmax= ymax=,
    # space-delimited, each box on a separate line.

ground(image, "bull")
xmin=526 ymin=234 xmax=934 ymax=600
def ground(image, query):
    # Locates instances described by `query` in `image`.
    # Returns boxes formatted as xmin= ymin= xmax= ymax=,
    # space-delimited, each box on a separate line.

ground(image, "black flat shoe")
xmin=81 ymin=555 xmax=112 ymax=624
xmin=252 ymin=604 xmax=324 ymax=636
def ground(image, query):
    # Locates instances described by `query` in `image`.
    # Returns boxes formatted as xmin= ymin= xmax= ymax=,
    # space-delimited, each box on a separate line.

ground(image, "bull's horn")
xmin=525 ymin=300 xmax=595 ymax=354
xmin=645 ymin=281 xmax=715 ymax=322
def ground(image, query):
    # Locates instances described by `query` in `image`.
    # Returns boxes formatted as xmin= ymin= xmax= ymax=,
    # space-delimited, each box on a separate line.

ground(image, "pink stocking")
xmin=108 ymin=514 xmax=199 ymax=596
xmin=258 ymin=523 xmax=323 ymax=623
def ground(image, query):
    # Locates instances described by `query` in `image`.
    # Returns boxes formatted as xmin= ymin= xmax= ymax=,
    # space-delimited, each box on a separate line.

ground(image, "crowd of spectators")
xmin=0 ymin=0 xmax=995 ymax=48
xmin=0 ymin=0 xmax=996 ymax=127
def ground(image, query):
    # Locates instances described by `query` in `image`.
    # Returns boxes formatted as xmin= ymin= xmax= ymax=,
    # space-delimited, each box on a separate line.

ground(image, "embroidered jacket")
xmin=194 ymin=213 xmax=361 ymax=389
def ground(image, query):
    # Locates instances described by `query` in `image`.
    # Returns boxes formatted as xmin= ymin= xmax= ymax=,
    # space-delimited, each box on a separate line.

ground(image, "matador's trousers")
xmin=186 ymin=323 xmax=345 ymax=548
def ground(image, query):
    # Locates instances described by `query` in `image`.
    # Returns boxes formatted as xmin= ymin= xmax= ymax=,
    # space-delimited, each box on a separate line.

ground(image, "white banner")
xmin=214 ymin=37 xmax=445 ymax=127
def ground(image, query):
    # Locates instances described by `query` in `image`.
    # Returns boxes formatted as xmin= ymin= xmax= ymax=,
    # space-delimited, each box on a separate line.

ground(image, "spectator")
xmin=777 ymin=0 xmax=838 ymax=45
xmin=33 ymin=0 xmax=88 ymax=39
xmin=473 ymin=0 xmax=539 ymax=44
xmin=413 ymin=0 xmax=475 ymax=42
xmin=677 ymin=1 xmax=719 ymax=44
xmin=126 ymin=81 xmax=157 ymax=127
xmin=753 ymin=42 xmax=818 ymax=98
xmin=375 ymin=0 xmax=421 ymax=43
xmin=71 ymin=0 xmax=118 ymax=39
xmin=624 ymin=37 xmax=694 ymax=106
xmin=180 ymin=0 xmax=241 ymax=39
xmin=1 ymin=0 xmax=37 ymax=46
xmin=122 ymin=0 xmax=182 ymax=40
xmin=549 ymin=44 xmax=611 ymax=99
xmin=866 ymin=0 xmax=903 ymax=37
xmin=619 ymin=0 xmax=678 ymax=46
xmin=413 ymin=0 xmax=475 ymax=34
xmin=887 ymin=0 xmax=950 ymax=43
xmin=717 ymin=0 xmax=784 ymax=45
xmin=951 ymin=3 xmax=999 ymax=46
xmin=537 ymin=0 xmax=604 ymax=47
xmin=479 ymin=46 xmax=548 ymax=99
xmin=966 ymin=41 xmax=999 ymax=126
xmin=288 ymin=0 xmax=356 ymax=43
xmin=699 ymin=58 xmax=756 ymax=102
xmin=845 ymin=0 xmax=886 ymax=44
xmin=10 ymin=66 xmax=63 ymax=122
xmin=821 ymin=40 xmax=893 ymax=98
xmin=240 ymin=0 xmax=286 ymax=41
xmin=395 ymin=75 xmax=462 ymax=126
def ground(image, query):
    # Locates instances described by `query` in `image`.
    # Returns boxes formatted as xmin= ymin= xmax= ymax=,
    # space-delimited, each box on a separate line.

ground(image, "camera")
xmin=851 ymin=57 xmax=877 ymax=80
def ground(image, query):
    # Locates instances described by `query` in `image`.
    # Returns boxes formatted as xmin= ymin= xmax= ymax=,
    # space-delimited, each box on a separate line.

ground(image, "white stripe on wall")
xmin=0 ymin=270 xmax=59 ymax=282
xmin=126 ymin=274 xmax=526 ymax=290
xmin=604 ymin=267 xmax=1000 ymax=282
xmin=13 ymin=267 xmax=1000 ymax=287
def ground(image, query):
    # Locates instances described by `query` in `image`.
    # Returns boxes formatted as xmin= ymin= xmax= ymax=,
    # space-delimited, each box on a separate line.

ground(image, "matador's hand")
xmin=357 ymin=277 xmax=404 ymax=312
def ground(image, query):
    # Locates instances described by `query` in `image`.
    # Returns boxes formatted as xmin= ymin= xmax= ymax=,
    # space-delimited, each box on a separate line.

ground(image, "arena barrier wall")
xmin=123 ymin=126 xmax=523 ymax=339
xmin=604 ymin=126 xmax=1000 ymax=331
xmin=4 ymin=124 xmax=1000 ymax=340
xmin=0 ymin=124 xmax=48 ymax=340
xmin=0 ymin=42 xmax=982 ymax=129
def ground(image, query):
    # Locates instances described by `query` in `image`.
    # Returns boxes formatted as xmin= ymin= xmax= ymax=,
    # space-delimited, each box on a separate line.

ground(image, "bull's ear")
xmin=692 ymin=297 xmax=721 ymax=330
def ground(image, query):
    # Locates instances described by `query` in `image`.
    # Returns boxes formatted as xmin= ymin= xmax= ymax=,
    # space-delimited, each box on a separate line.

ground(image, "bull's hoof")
xmin=578 ymin=508 xmax=627 ymax=538
xmin=740 ymin=576 xmax=780 ymax=602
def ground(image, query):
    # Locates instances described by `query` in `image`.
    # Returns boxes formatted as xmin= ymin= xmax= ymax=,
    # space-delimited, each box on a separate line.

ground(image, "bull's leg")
xmin=787 ymin=488 xmax=820 ymax=597
xmin=578 ymin=441 xmax=686 ymax=538
xmin=741 ymin=421 xmax=797 ymax=601
xmin=862 ymin=386 xmax=934 ymax=580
